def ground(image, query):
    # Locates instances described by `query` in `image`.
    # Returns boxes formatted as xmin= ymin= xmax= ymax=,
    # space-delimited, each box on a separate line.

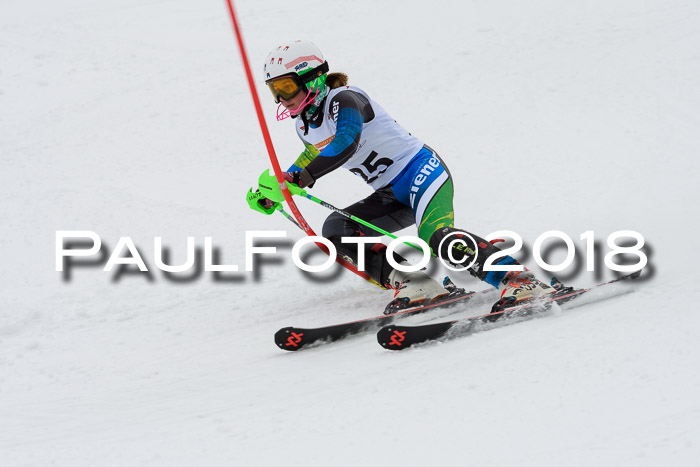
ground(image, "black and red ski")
xmin=377 ymin=270 xmax=643 ymax=350
xmin=274 ymin=284 xmax=493 ymax=351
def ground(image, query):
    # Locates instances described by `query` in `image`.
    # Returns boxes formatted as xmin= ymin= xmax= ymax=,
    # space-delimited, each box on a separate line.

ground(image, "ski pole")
xmin=280 ymin=197 xmax=420 ymax=251
xmin=276 ymin=207 xmax=388 ymax=290
xmin=258 ymin=169 xmax=422 ymax=251
xmin=295 ymin=192 xmax=422 ymax=251
xmin=278 ymin=207 xmax=302 ymax=230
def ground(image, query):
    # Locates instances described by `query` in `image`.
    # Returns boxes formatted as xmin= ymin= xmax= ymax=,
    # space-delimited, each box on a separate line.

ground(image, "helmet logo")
xmin=285 ymin=55 xmax=323 ymax=70
xmin=294 ymin=62 xmax=308 ymax=71
xmin=283 ymin=46 xmax=289 ymax=51
xmin=277 ymin=58 xmax=283 ymax=65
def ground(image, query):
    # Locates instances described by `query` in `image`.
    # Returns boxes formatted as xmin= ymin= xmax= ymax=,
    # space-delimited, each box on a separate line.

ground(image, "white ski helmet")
xmin=263 ymin=41 xmax=329 ymax=102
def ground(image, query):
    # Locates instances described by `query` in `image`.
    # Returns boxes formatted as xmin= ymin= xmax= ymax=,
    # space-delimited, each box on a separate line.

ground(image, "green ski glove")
xmin=246 ymin=188 xmax=279 ymax=215
xmin=257 ymin=169 xmax=306 ymax=202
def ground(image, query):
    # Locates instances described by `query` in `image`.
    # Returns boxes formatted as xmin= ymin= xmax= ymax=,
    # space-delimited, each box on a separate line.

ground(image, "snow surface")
xmin=2 ymin=0 xmax=700 ymax=465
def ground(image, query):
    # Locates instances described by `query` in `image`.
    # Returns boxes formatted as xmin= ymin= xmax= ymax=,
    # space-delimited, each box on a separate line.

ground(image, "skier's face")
xmin=279 ymin=90 xmax=306 ymax=112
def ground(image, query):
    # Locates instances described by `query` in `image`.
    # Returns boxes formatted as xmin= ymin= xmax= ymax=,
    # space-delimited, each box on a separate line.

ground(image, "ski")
xmin=274 ymin=284 xmax=495 ymax=351
xmin=377 ymin=270 xmax=643 ymax=350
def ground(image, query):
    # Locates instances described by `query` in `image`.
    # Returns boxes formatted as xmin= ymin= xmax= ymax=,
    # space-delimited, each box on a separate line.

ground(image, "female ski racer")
xmin=247 ymin=40 xmax=555 ymax=313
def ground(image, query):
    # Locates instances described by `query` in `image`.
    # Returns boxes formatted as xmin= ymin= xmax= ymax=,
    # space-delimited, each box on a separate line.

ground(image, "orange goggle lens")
xmin=266 ymin=76 xmax=304 ymax=103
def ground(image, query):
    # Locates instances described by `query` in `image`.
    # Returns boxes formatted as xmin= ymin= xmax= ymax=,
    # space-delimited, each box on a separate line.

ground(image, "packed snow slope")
xmin=2 ymin=0 xmax=699 ymax=465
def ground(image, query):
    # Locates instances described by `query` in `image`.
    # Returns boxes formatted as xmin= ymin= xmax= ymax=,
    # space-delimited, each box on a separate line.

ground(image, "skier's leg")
xmin=321 ymin=186 xmax=451 ymax=312
xmin=356 ymin=148 xmax=461 ymax=312
xmin=428 ymin=226 xmax=520 ymax=286
xmin=394 ymin=146 xmax=555 ymax=307
xmin=321 ymin=186 xmax=414 ymax=287
xmin=430 ymin=226 xmax=556 ymax=309
xmin=413 ymin=174 xmax=518 ymax=286
xmin=394 ymin=146 xmax=515 ymax=279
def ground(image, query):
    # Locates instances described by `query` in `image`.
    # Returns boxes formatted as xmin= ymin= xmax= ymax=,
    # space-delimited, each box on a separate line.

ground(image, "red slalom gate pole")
xmin=224 ymin=0 xmax=378 ymax=285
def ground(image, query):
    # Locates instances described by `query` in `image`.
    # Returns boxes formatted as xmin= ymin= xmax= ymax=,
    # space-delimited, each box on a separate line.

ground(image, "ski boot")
xmin=384 ymin=269 xmax=451 ymax=315
xmin=442 ymin=276 xmax=466 ymax=295
xmin=490 ymin=270 xmax=557 ymax=316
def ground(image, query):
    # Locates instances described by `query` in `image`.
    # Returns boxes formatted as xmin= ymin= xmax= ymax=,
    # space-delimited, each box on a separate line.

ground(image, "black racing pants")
xmin=322 ymin=186 xmax=415 ymax=287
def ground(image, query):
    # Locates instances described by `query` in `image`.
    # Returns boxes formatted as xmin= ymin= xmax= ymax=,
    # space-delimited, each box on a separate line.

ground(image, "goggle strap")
xmin=299 ymin=61 xmax=329 ymax=84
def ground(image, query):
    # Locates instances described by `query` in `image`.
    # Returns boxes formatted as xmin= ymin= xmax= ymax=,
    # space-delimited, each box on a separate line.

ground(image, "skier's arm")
xmin=298 ymin=90 xmax=369 ymax=186
xmin=288 ymin=143 xmax=320 ymax=172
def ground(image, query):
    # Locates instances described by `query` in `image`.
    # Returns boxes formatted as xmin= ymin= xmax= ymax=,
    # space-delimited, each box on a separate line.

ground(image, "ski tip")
xmin=377 ymin=325 xmax=411 ymax=351
xmin=274 ymin=327 xmax=306 ymax=351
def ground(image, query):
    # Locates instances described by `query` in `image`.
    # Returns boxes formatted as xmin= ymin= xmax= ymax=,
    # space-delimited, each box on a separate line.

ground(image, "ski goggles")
xmin=266 ymin=62 xmax=330 ymax=103
xmin=266 ymin=75 xmax=305 ymax=104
